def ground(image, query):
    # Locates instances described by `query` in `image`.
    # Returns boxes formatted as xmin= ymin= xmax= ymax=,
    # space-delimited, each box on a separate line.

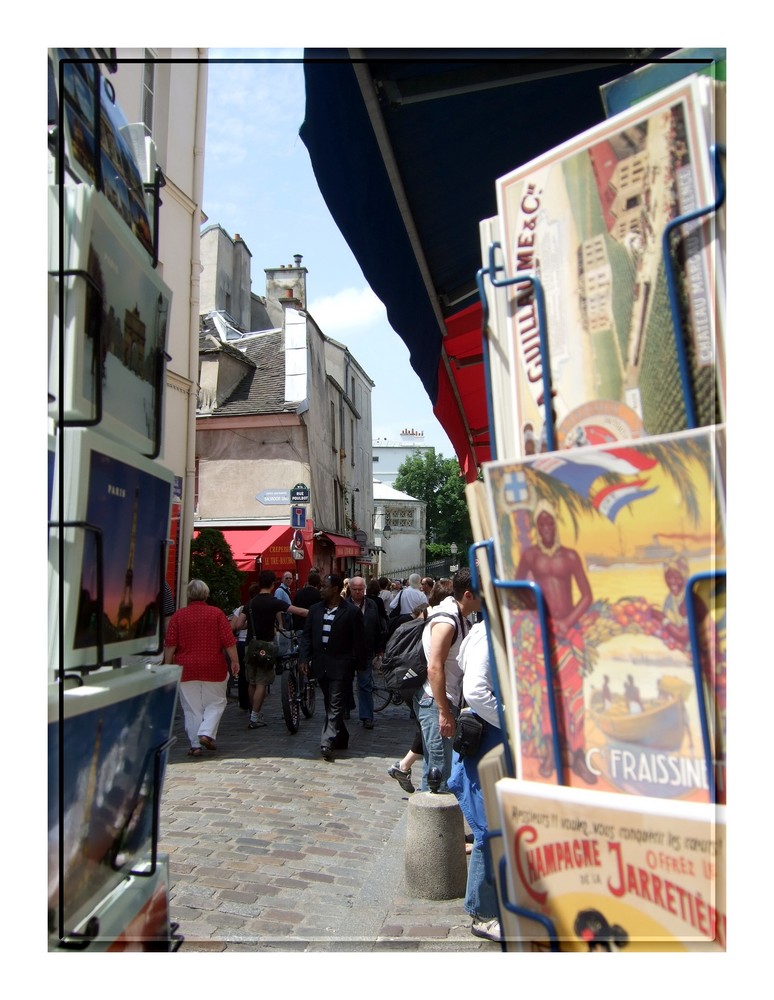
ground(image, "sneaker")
xmin=471 ymin=917 xmax=503 ymax=943
xmin=248 ymin=713 xmax=266 ymax=729
xmin=320 ymin=745 xmax=333 ymax=761
xmin=387 ymin=763 xmax=415 ymax=793
xmin=362 ymin=719 xmax=374 ymax=730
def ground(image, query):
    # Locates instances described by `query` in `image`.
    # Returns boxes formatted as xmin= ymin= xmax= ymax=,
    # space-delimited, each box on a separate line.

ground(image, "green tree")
xmin=189 ymin=528 xmax=245 ymax=612
xmin=394 ymin=451 xmax=475 ymax=561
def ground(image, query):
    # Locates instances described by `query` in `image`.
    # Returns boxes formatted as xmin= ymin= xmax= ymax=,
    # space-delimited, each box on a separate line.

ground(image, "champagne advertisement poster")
xmin=495 ymin=74 xmax=723 ymax=457
xmin=495 ymin=778 xmax=726 ymax=952
xmin=483 ymin=427 xmax=725 ymax=802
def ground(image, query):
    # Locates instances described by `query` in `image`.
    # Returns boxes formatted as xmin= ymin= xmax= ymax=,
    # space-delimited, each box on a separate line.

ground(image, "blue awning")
xmin=299 ymin=49 xmax=680 ymax=478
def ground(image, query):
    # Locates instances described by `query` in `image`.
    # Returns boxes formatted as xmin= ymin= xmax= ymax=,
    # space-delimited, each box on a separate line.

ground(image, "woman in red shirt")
xmin=164 ymin=579 xmax=239 ymax=755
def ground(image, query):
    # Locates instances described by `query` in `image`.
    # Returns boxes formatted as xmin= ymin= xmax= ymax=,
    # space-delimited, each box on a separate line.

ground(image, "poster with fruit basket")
xmin=483 ymin=426 xmax=725 ymax=802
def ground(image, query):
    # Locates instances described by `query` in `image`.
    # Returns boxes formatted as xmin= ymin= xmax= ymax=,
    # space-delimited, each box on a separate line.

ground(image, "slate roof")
xmin=198 ymin=329 xmax=291 ymax=417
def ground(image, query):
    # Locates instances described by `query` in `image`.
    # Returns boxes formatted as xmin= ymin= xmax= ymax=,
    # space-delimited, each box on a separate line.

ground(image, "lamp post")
xmin=373 ymin=507 xmax=392 ymax=577
xmin=449 ymin=541 xmax=458 ymax=574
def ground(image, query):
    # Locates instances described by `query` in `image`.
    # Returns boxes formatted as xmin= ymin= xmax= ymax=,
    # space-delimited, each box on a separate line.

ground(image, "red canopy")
xmin=435 ymin=302 xmax=492 ymax=480
xmin=216 ymin=526 xmax=292 ymax=573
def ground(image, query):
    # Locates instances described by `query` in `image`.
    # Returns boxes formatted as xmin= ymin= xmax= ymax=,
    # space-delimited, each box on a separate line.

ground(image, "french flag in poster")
xmin=534 ymin=445 xmax=658 ymax=520
xmin=590 ymin=478 xmax=658 ymax=522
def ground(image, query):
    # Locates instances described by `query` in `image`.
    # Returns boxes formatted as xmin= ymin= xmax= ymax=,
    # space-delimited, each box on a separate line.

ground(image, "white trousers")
xmin=179 ymin=678 xmax=228 ymax=748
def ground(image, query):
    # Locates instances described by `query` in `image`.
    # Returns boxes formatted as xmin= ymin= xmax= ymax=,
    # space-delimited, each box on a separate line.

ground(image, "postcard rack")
xmin=469 ymin=118 xmax=726 ymax=952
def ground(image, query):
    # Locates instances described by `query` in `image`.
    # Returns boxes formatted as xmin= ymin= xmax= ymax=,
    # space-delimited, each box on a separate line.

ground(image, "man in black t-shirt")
xmin=236 ymin=570 xmax=309 ymax=729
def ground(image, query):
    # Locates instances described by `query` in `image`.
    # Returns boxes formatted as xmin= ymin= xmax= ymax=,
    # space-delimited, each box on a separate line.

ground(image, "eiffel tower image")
xmin=116 ymin=487 xmax=140 ymax=634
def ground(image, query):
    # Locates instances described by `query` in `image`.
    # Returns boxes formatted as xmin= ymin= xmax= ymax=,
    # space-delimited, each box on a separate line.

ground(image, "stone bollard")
xmin=404 ymin=789 xmax=468 ymax=900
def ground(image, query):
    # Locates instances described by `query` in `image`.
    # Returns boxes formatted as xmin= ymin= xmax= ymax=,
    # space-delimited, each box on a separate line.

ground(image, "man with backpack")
xmin=414 ymin=568 xmax=481 ymax=792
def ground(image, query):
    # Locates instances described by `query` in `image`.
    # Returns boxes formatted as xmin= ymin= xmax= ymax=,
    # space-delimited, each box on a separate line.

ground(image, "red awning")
xmin=218 ymin=526 xmax=293 ymax=572
xmin=319 ymin=532 xmax=362 ymax=558
xmin=435 ymin=301 xmax=492 ymax=480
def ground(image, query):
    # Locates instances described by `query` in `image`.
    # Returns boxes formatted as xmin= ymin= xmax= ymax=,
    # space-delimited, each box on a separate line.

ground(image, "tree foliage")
xmin=394 ymin=451 xmax=474 ymax=559
xmin=189 ymin=528 xmax=245 ymax=612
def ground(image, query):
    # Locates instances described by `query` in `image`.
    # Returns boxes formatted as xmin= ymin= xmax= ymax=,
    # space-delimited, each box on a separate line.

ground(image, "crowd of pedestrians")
xmin=169 ymin=565 xmax=503 ymax=945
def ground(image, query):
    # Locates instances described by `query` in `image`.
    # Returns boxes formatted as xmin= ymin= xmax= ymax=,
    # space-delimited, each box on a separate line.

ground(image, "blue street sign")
xmin=291 ymin=505 xmax=306 ymax=528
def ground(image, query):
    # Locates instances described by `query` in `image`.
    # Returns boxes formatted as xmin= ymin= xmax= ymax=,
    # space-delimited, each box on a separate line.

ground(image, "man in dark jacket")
xmin=292 ymin=570 xmax=323 ymax=635
xmin=298 ymin=573 xmax=366 ymax=760
xmin=347 ymin=576 xmax=386 ymax=729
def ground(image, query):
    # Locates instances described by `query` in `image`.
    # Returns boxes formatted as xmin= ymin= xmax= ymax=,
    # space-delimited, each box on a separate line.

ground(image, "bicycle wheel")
xmin=372 ymin=681 xmax=393 ymax=713
xmin=301 ymin=678 xmax=316 ymax=718
xmin=281 ymin=667 xmax=300 ymax=733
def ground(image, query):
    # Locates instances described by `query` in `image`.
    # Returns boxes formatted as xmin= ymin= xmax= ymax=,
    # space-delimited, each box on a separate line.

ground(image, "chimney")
xmin=293 ymin=254 xmax=303 ymax=267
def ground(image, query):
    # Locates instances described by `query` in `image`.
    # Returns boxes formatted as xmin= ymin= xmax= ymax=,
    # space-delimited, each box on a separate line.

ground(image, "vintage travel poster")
xmin=495 ymin=74 xmax=723 ymax=457
xmin=495 ymin=778 xmax=726 ymax=951
xmin=483 ymin=427 xmax=725 ymax=801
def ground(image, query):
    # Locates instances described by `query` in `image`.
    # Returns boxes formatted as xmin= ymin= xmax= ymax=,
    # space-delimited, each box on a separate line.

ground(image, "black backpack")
xmin=380 ymin=611 xmax=459 ymax=698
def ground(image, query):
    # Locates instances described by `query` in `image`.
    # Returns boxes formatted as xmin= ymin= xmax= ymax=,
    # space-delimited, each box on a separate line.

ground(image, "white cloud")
xmin=308 ymin=286 xmax=387 ymax=334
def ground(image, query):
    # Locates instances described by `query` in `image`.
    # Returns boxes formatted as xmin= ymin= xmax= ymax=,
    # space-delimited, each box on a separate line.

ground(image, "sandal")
xmin=187 ymin=747 xmax=204 ymax=757
xmin=199 ymin=735 xmax=217 ymax=752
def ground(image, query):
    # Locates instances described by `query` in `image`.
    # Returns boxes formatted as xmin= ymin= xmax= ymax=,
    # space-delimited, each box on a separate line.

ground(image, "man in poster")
xmin=516 ymin=499 xmax=597 ymax=784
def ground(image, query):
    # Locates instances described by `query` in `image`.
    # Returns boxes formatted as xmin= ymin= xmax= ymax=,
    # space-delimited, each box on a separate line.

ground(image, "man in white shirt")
xmin=414 ymin=568 xmax=481 ymax=792
xmin=389 ymin=573 xmax=428 ymax=618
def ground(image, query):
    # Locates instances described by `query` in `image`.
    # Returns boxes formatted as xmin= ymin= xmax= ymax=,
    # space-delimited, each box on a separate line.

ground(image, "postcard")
xmin=51 ymin=184 xmax=172 ymax=456
xmin=495 ymin=778 xmax=725 ymax=951
xmin=49 ymin=429 xmax=175 ymax=672
xmin=483 ymin=427 xmax=725 ymax=801
xmin=48 ymin=665 xmax=180 ymax=940
xmin=496 ymin=74 xmax=723 ymax=455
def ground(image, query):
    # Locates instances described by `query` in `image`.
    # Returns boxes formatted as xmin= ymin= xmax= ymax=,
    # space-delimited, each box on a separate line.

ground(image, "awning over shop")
xmin=318 ymin=532 xmax=362 ymax=558
xmin=300 ymin=49 xmax=679 ymax=480
xmin=218 ymin=526 xmax=293 ymax=572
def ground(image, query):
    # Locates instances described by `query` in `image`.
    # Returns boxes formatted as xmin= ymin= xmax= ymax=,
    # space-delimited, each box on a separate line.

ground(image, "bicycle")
xmin=371 ymin=658 xmax=405 ymax=713
xmin=275 ymin=628 xmax=316 ymax=734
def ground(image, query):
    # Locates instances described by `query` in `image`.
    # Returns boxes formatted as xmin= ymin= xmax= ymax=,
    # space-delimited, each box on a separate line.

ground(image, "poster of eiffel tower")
xmin=115 ymin=487 xmax=139 ymax=634
xmin=50 ymin=429 xmax=174 ymax=669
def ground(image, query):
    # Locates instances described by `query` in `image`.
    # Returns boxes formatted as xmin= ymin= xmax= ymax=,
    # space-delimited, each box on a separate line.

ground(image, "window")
xmin=331 ymin=401 xmax=336 ymax=450
xmin=142 ymin=53 xmax=155 ymax=137
xmin=194 ymin=457 xmax=200 ymax=513
xmin=350 ymin=418 xmax=355 ymax=466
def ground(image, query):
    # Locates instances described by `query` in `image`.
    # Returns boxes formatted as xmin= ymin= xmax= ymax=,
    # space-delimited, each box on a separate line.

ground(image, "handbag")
xmin=388 ymin=589 xmax=404 ymax=620
xmin=244 ymin=603 xmax=277 ymax=668
xmin=452 ymin=709 xmax=485 ymax=758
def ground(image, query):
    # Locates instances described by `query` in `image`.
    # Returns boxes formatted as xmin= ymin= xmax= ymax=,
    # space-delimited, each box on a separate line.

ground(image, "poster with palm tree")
xmin=483 ymin=426 xmax=725 ymax=803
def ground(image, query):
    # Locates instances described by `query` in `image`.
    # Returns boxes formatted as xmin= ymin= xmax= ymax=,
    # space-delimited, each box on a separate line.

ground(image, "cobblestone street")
xmin=160 ymin=683 xmax=500 ymax=953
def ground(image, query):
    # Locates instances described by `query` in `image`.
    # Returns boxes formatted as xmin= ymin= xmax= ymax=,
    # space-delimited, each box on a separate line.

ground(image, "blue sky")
xmin=203 ymin=49 xmax=456 ymax=456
